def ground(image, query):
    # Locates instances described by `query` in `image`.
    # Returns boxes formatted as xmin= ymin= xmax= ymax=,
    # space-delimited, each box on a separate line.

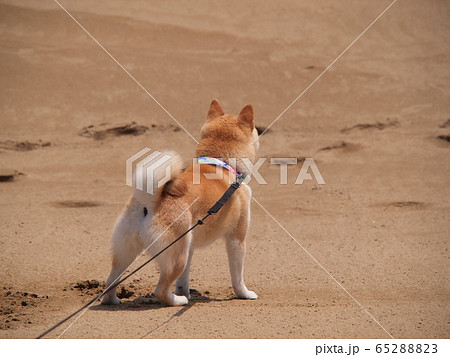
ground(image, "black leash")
xmin=37 ymin=180 xmax=241 ymax=339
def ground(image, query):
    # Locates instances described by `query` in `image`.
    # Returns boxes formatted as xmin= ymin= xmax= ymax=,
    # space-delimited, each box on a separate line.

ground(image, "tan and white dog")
xmin=101 ymin=99 xmax=259 ymax=306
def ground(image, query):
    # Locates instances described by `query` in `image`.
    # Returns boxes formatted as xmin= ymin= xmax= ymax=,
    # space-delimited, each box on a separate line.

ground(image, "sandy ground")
xmin=0 ymin=0 xmax=449 ymax=339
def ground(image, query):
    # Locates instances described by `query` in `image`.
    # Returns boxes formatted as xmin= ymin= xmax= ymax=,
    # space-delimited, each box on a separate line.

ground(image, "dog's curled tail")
xmin=132 ymin=150 xmax=185 ymax=206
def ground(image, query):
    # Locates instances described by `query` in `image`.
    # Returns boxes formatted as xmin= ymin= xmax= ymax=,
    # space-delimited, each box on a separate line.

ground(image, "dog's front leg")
xmin=225 ymin=236 xmax=258 ymax=300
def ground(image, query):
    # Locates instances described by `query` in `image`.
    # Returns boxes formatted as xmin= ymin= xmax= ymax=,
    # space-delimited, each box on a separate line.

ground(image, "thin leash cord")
xmin=36 ymin=180 xmax=241 ymax=339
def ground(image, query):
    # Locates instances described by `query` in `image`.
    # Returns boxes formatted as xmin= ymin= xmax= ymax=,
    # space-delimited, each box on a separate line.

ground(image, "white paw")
xmin=172 ymin=294 xmax=189 ymax=306
xmin=236 ymin=290 xmax=258 ymax=300
xmin=101 ymin=294 xmax=121 ymax=305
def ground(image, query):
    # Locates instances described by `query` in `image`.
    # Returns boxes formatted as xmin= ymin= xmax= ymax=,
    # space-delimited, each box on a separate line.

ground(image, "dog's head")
xmin=196 ymin=99 xmax=259 ymax=165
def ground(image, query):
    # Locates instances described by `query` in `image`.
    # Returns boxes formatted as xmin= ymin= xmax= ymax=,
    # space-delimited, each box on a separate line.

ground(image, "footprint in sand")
xmin=0 ymin=140 xmax=51 ymax=151
xmin=435 ymin=119 xmax=450 ymax=145
xmin=54 ymin=200 xmax=101 ymax=208
xmin=438 ymin=119 xmax=450 ymax=129
xmin=0 ymin=169 xmax=24 ymax=182
xmin=436 ymin=135 xmax=450 ymax=143
xmin=340 ymin=118 xmax=399 ymax=134
xmin=79 ymin=122 xmax=148 ymax=140
xmin=371 ymin=201 xmax=426 ymax=210
xmin=318 ymin=141 xmax=360 ymax=153
xmin=390 ymin=201 xmax=425 ymax=208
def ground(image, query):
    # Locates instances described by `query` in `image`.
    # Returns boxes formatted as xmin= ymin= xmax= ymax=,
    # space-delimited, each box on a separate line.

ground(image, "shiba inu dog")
xmin=101 ymin=99 xmax=259 ymax=306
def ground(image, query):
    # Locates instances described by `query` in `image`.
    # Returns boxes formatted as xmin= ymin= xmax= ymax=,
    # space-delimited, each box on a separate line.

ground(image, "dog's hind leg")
xmin=175 ymin=248 xmax=194 ymax=298
xmin=101 ymin=211 xmax=143 ymax=305
xmin=154 ymin=231 xmax=191 ymax=306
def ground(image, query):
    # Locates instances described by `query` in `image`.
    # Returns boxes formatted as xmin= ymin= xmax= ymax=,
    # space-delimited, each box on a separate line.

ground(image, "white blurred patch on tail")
xmin=131 ymin=150 xmax=183 ymax=206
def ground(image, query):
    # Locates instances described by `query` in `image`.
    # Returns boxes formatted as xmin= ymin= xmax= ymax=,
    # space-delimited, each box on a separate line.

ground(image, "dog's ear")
xmin=207 ymin=99 xmax=224 ymax=120
xmin=238 ymin=104 xmax=254 ymax=130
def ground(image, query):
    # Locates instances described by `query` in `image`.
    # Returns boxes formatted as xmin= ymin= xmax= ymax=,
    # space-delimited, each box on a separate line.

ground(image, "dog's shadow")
xmin=89 ymin=289 xmax=234 ymax=338
xmin=89 ymin=289 xmax=233 ymax=312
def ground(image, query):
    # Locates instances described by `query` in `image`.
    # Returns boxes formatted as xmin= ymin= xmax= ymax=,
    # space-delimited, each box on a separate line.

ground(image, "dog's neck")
xmin=195 ymin=151 xmax=254 ymax=178
xmin=197 ymin=156 xmax=251 ymax=178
